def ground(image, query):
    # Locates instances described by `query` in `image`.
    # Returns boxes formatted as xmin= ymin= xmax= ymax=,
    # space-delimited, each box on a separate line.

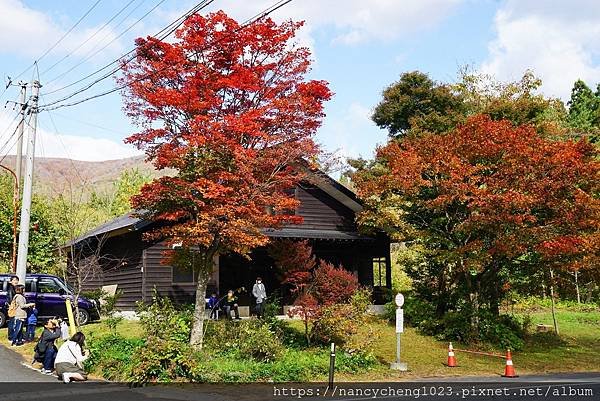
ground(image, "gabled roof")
xmin=66 ymin=170 xmax=364 ymax=247
xmin=65 ymin=212 xmax=150 ymax=248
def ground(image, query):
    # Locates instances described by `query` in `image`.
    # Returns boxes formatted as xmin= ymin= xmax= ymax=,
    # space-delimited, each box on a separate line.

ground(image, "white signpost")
xmin=390 ymin=293 xmax=408 ymax=371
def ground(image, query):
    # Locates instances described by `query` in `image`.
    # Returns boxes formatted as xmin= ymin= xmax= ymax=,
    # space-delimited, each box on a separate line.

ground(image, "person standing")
xmin=252 ymin=277 xmax=267 ymax=318
xmin=11 ymin=285 xmax=35 ymax=346
xmin=25 ymin=306 xmax=38 ymax=342
xmin=207 ymin=293 xmax=219 ymax=320
xmin=6 ymin=275 xmax=19 ymax=341
xmin=55 ymin=332 xmax=89 ymax=383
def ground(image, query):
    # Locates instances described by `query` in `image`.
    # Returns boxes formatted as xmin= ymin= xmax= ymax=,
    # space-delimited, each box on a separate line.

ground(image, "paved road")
xmin=1 ymin=344 xmax=599 ymax=401
xmin=0 ymin=343 xmax=55 ymax=382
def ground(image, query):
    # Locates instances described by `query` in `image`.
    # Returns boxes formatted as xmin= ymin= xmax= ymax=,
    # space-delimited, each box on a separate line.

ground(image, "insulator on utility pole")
xmin=15 ymin=80 xmax=40 ymax=284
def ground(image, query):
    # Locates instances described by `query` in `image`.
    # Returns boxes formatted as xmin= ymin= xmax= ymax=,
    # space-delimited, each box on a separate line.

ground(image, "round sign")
xmin=395 ymin=293 xmax=404 ymax=307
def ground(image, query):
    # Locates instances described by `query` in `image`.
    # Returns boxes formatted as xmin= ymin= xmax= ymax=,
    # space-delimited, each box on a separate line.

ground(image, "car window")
xmin=37 ymin=278 xmax=62 ymax=294
xmin=25 ymin=278 xmax=33 ymax=293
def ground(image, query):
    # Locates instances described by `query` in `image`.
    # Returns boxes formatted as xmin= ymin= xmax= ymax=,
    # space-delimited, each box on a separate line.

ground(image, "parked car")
xmin=0 ymin=274 xmax=100 ymax=328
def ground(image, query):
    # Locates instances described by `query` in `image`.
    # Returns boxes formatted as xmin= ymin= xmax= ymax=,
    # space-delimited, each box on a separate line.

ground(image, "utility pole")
xmin=15 ymin=82 xmax=27 ymax=186
xmin=15 ymin=80 xmax=40 ymax=284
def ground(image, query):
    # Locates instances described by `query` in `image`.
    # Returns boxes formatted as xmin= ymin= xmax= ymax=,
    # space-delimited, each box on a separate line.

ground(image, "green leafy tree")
xmin=0 ymin=173 xmax=62 ymax=273
xmin=89 ymin=168 xmax=151 ymax=218
xmin=455 ymin=69 xmax=567 ymax=138
xmin=371 ymin=69 xmax=567 ymax=141
xmin=566 ymin=79 xmax=600 ymax=143
xmin=371 ymin=71 xmax=465 ymax=138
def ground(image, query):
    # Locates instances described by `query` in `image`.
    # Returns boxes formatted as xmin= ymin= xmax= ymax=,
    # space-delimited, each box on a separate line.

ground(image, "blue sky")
xmin=1 ymin=0 xmax=600 ymax=162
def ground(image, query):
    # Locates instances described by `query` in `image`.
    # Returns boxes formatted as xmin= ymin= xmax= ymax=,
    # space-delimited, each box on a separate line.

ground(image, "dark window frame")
xmin=372 ymin=257 xmax=387 ymax=287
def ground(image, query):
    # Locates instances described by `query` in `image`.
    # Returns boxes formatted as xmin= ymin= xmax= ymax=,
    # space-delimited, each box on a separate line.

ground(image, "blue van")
xmin=0 ymin=274 xmax=100 ymax=327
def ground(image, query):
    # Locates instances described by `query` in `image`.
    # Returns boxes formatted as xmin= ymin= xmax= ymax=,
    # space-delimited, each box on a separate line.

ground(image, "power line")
xmin=39 ymin=104 xmax=87 ymax=185
xmin=49 ymin=110 xmax=129 ymax=135
xmin=40 ymin=0 xmax=294 ymax=112
xmin=43 ymin=0 xmax=216 ymax=97
xmin=40 ymin=0 xmax=139 ymax=77
xmin=41 ymin=0 xmax=217 ymax=104
xmin=11 ymin=0 xmax=103 ymax=82
xmin=44 ymin=0 xmax=161 ymax=86
xmin=0 ymin=110 xmax=22 ymax=142
xmin=0 ymin=117 xmax=26 ymax=165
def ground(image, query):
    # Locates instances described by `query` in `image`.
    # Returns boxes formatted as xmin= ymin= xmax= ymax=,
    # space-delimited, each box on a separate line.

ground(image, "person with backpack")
xmin=11 ymin=284 xmax=35 ymax=346
xmin=55 ymin=332 xmax=89 ymax=383
xmin=6 ymin=275 xmax=19 ymax=341
xmin=25 ymin=306 xmax=38 ymax=342
xmin=33 ymin=319 xmax=61 ymax=374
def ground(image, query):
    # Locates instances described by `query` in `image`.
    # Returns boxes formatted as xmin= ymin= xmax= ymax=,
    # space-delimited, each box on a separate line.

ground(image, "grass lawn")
xmin=1 ymin=309 xmax=598 ymax=381
xmin=0 ymin=320 xmax=142 ymax=377
xmin=346 ymin=309 xmax=600 ymax=381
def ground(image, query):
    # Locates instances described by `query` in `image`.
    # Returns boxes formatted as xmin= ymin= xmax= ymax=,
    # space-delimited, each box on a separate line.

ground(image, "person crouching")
xmin=34 ymin=319 xmax=61 ymax=374
xmin=55 ymin=332 xmax=89 ymax=383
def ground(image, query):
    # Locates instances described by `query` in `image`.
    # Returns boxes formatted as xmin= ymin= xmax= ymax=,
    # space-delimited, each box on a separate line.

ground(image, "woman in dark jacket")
xmin=34 ymin=319 xmax=61 ymax=374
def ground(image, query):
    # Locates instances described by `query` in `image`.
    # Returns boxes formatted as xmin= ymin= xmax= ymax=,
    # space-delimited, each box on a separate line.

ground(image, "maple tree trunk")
xmin=435 ymin=269 xmax=448 ymax=317
xmin=488 ymin=261 xmax=500 ymax=317
xmin=549 ymin=269 xmax=560 ymax=336
xmin=190 ymin=254 xmax=214 ymax=349
xmin=574 ymin=271 xmax=580 ymax=304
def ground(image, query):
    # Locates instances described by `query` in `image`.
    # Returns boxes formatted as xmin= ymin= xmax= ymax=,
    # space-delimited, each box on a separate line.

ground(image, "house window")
xmin=372 ymin=257 xmax=387 ymax=287
xmin=172 ymin=265 xmax=198 ymax=284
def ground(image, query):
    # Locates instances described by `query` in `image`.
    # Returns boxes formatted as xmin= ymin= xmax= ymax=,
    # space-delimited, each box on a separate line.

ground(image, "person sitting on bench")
xmin=224 ymin=290 xmax=240 ymax=320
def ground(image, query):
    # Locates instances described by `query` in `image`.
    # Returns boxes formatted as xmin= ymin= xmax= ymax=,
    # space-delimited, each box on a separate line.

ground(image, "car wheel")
xmin=0 ymin=311 xmax=5 ymax=328
xmin=77 ymin=309 xmax=90 ymax=326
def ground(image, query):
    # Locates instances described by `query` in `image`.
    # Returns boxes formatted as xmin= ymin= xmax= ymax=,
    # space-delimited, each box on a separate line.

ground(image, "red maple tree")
xmin=354 ymin=115 xmax=600 ymax=317
xmin=269 ymin=239 xmax=359 ymax=345
xmin=119 ymin=11 xmax=331 ymax=347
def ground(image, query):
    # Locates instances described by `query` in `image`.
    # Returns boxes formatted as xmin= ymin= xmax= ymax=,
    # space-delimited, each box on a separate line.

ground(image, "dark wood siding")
xmin=142 ymin=243 xmax=197 ymax=304
xmin=74 ymin=180 xmax=391 ymax=308
xmin=294 ymin=185 xmax=356 ymax=231
xmin=74 ymin=231 xmax=145 ymax=310
xmin=102 ymin=266 xmax=142 ymax=310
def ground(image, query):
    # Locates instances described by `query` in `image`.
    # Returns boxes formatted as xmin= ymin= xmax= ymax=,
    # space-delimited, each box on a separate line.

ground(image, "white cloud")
xmin=319 ymin=101 xmax=387 ymax=160
xmin=0 ymin=0 xmax=123 ymax=60
xmin=481 ymin=0 xmax=600 ymax=100
xmin=35 ymin=129 xmax=142 ymax=161
xmin=215 ymin=0 xmax=463 ymax=45
xmin=0 ymin=111 xmax=140 ymax=161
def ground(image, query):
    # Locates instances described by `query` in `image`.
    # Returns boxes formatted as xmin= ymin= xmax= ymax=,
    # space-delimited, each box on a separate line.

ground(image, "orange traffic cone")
xmin=447 ymin=342 xmax=457 ymax=367
xmin=502 ymin=349 xmax=518 ymax=377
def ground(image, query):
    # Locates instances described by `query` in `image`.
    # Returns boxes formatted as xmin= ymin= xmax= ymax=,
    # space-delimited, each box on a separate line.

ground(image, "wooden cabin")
xmin=66 ymin=171 xmax=391 ymax=310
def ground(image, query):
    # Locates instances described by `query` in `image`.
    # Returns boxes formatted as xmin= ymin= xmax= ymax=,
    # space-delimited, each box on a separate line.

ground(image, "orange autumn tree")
xmin=354 ymin=115 xmax=600 ymax=329
xmin=119 ymin=11 xmax=331 ymax=348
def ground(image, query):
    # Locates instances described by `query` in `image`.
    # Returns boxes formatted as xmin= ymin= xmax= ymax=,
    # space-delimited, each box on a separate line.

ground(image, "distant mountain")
xmin=0 ymin=155 xmax=159 ymax=197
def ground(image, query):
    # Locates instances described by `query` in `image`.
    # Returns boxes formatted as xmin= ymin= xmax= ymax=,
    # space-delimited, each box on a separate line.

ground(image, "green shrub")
xmin=417 ymin=308 xmax=526 ymax=350
xmin=384 ymin=294 xmax=434 ymax=325
xmin=337 ymin=350 xmax=377 ymax=373
xmin=263 ymin=291 xmax=282 ymax=321
xmin=312 ymin=288 xmax=372 ymax=347
xmin=237 ymin=321 xmax=283 ymax=362
xmin=269 ymin=349 xmax=329 ymax=382
xmin=85 ymin=334 xmax=144 ymax=381
xmin=128 ymin=338 xmax=199 ymax=382
xmin=137 ymin=291 xmax=193 ymax=342
xmin=204 ymin=320 xmax=283 ymax=362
